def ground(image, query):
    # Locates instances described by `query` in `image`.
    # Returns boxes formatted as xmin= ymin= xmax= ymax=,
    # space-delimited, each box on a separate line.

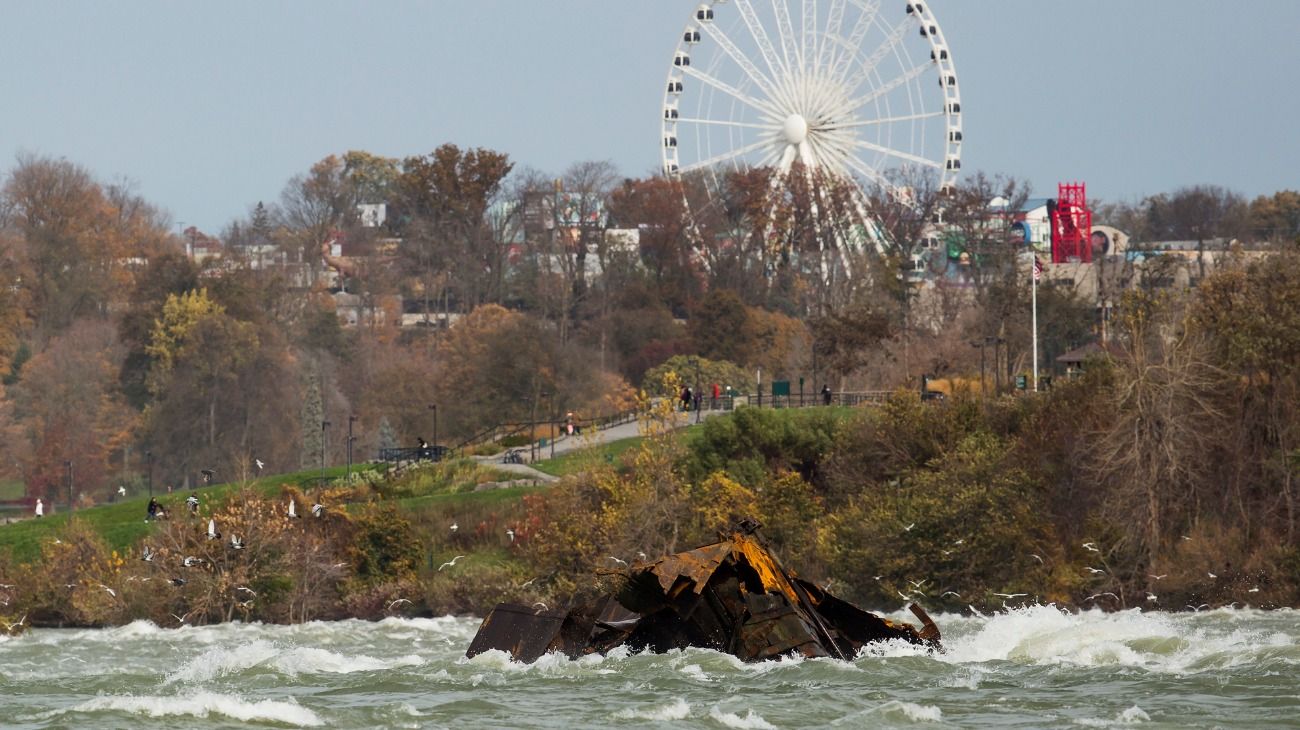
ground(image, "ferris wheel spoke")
xmin=734 ymin=0 xmax=790 ymax=79
xmin=817 ymin=0 xmax=847 ymax=71
xmin=819 ymin=110 xmax=944 ymax=131
xmin=847 ymin=60 xmax=935 ymax=115
xmin=678 ymin=117 xmax=777 ymax=131
xmin=848 ymin=138 xmax=944 ymax=169
xmin=770 ymin=0 xmax=800 ymax=72
xmin=699 ymin=24 xmax=785 ymax=107
xmin=801 ymin=0 xmax=818 ymax=72
xmin=681 ymin=66 xmax=783 ymax=118
xmin=829 ymin=0 xmax=882 ymax=80
xmin=843 ymin=15 xmax=915 ymax=96
xmin=680 ymin=137 xmax=776 ymax=174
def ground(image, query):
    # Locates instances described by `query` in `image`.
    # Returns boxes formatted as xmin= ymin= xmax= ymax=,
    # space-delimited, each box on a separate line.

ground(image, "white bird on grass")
xmin=287 ymin=500 xmax=299 ymax=519
xmin=438 ymin=555 xmax=466 ymax=571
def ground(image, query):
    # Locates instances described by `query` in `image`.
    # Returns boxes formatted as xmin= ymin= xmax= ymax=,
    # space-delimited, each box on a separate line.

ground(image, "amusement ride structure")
xmin=661 ymin=0 xmax=963 ymax=248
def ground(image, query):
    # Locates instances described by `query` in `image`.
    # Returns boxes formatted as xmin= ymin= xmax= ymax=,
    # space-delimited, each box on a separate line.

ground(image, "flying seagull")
xmin=1085 ymin=567 xmax=1106 ymax=575
xmin=182 ymin=556 xmax=202 ymax=568
xmin=1146 ymin=593 xmax=1158 ymax=602
xmin=450 ymin=522 xmax=458 ymax=532
xmin=311 ymin=503 xmax=324 ymax=518
xmin=438 ymin=555 xmax=466 ymax=571
xmin=236 ymin=586 xmax=256 ymax=596
xmin=1086 ymin=592 xmax=1118 ymax=602
xmin=3 ymin=615 xmax=27 ymax=632
xmin=387 ymin=598 xmax=412 ymax=611
xmin=608 ymin=556 xmax=627 ymax=566
xmin=902 ymin=522 xmax=915 ymax=532
xmin=230 ymin=535 xmax=245 ymax=550
xmin=141 ymin=546 xmax=156 ymax=562
xmin=117 ymin=486 xmax=126 ymax=497
xmin=1149 ymin=574 xmax=1167 ymax=581
xmin=255 ymin=459 xmax=265 ymax=472
xmin=1082 ymin=542 xmax=1100 ymax=552
xmin=99 ymin=584 xmax=117 ymax=598
xmin=506 ymin=528 xmax=515 ymax=543
xmin=993 ymin=592 xmax=1027 ymax=599
xmin=206 ymin=519 xmax=221 ymax=540
xmin=532 ymin=601 xmax=549 ymax=613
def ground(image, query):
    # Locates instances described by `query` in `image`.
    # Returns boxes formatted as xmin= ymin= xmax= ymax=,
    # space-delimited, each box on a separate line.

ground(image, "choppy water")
xmin=1 ymin=607 xmax=1297 ymax=729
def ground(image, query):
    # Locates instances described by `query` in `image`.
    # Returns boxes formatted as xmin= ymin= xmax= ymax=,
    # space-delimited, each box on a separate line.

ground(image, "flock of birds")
xmin=884 ymin=522 xmax=1266 ymax=612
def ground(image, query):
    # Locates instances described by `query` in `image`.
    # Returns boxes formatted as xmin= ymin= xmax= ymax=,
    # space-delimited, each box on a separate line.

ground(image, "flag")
xmin=1032 ymin=256 xmax=1043 ymax=282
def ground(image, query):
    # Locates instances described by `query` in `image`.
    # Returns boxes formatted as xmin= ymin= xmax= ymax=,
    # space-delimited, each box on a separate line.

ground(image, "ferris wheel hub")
xmin=782 ymin=114 xmax=809 ymax=145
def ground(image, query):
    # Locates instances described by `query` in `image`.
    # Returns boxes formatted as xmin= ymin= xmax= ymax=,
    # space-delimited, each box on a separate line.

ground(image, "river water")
xmin=1 ymin=606 xmax=1296 ymax=729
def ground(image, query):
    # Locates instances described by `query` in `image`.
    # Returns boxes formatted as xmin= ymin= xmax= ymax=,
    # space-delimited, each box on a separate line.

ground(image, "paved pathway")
xmin=474 ymin=407 xmax=728 ymax=475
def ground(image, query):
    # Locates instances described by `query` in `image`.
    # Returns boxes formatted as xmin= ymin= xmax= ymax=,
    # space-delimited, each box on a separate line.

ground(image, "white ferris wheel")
xmin=661 ymin=1 xmax=962 ymax=222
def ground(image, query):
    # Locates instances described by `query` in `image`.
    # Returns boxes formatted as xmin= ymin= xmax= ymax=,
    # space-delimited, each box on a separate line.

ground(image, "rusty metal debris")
xmin=467 ymin=520 xmax=940 ymax=663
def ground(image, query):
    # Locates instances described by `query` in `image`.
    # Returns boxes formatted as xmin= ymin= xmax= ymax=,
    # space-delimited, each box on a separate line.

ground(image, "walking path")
xmin=471 ymin=407 xmax=728 ymax=480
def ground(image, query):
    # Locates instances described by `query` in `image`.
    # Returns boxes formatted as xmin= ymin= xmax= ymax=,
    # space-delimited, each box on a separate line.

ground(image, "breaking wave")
xmin=52 ymin=691 xmax=322 ymax=726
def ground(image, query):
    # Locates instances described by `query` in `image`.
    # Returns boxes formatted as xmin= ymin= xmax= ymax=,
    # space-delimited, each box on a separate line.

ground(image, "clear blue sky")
xmin=3 ymin=1 xmax=1297 ymax=233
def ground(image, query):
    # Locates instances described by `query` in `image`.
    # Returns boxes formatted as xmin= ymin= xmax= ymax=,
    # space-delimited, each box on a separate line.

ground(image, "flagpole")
xmin=1032 ymin=257 xmax=1040 ymax=392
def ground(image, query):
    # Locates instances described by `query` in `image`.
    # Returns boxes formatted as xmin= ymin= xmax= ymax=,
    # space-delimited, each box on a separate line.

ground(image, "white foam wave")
xmin=1075 ymin=704 xmax=1151 ymax=726
xmin=709 ymin=706 xmax=778 ymax=729
xmin=61 ymin=691 xmax=321 ymax=726
xmin=165 ymin=639 xmax=424 ymax=683
xmin=931 ymin=605 xmax=1297 ymax=673
xmin=615 ymin=697 xmax=691 ymax=721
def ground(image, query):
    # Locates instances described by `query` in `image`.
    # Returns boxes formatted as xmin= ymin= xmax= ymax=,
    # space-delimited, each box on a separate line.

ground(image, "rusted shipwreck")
xmin=467 ymin=522 xmax=940 ymax=662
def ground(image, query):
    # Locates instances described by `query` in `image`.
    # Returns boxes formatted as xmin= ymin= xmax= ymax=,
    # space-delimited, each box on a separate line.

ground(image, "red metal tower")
xmin=1050 ymin=182 xmax=1093 ymax=263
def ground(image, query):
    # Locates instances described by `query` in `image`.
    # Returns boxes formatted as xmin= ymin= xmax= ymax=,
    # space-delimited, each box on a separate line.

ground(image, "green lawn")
xmin=530 ymin=436 xmax=645 ymax=477
xmin=0 ymin=463 xmax=380 ymax=563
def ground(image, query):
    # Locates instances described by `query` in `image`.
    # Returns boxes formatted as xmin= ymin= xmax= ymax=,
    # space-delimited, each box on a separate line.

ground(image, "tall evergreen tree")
xmin=300 ymin=372 xmax=324 ymax=469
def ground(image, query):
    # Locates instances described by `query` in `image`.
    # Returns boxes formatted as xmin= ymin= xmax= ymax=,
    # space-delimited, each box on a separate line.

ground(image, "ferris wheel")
xmin=662 ymin=1 xmax=962 ymax=211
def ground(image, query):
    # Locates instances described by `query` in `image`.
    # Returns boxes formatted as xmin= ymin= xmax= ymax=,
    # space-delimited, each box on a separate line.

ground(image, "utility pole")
xmin=320 ymin=420 xmax=331 ymax=485
xmin=146 ymin=450 xmax=153 ymax=499
xmin=65 ymin=460 xmax=73 ymax=512
xmin=346 ymin=415 xmax=357 ymax=480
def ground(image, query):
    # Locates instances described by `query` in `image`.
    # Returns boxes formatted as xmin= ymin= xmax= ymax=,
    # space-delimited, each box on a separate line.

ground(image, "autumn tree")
xmin=394 ymin=144 xmax=513 ymax=315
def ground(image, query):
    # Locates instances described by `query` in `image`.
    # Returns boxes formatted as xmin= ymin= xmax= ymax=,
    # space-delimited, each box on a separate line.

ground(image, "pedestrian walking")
xmin=821 ymin=384 xmax=832 ymax=406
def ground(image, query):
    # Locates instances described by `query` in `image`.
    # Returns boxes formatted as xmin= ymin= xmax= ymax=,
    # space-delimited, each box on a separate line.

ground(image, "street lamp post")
xmin=544 ymin=392 xmax=555 ymax=459
xmin=346 ymin=415 xmax=357 ymax=480
xmin=65 ymin=460 xmax=73 ymax=512
xmin=428 ymin=404 xmax=438 ymax=461
xmin=146 ymin=450 xmax=153 ymax=499
xmin=320 ymin=420 xmax=331 ymax=485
